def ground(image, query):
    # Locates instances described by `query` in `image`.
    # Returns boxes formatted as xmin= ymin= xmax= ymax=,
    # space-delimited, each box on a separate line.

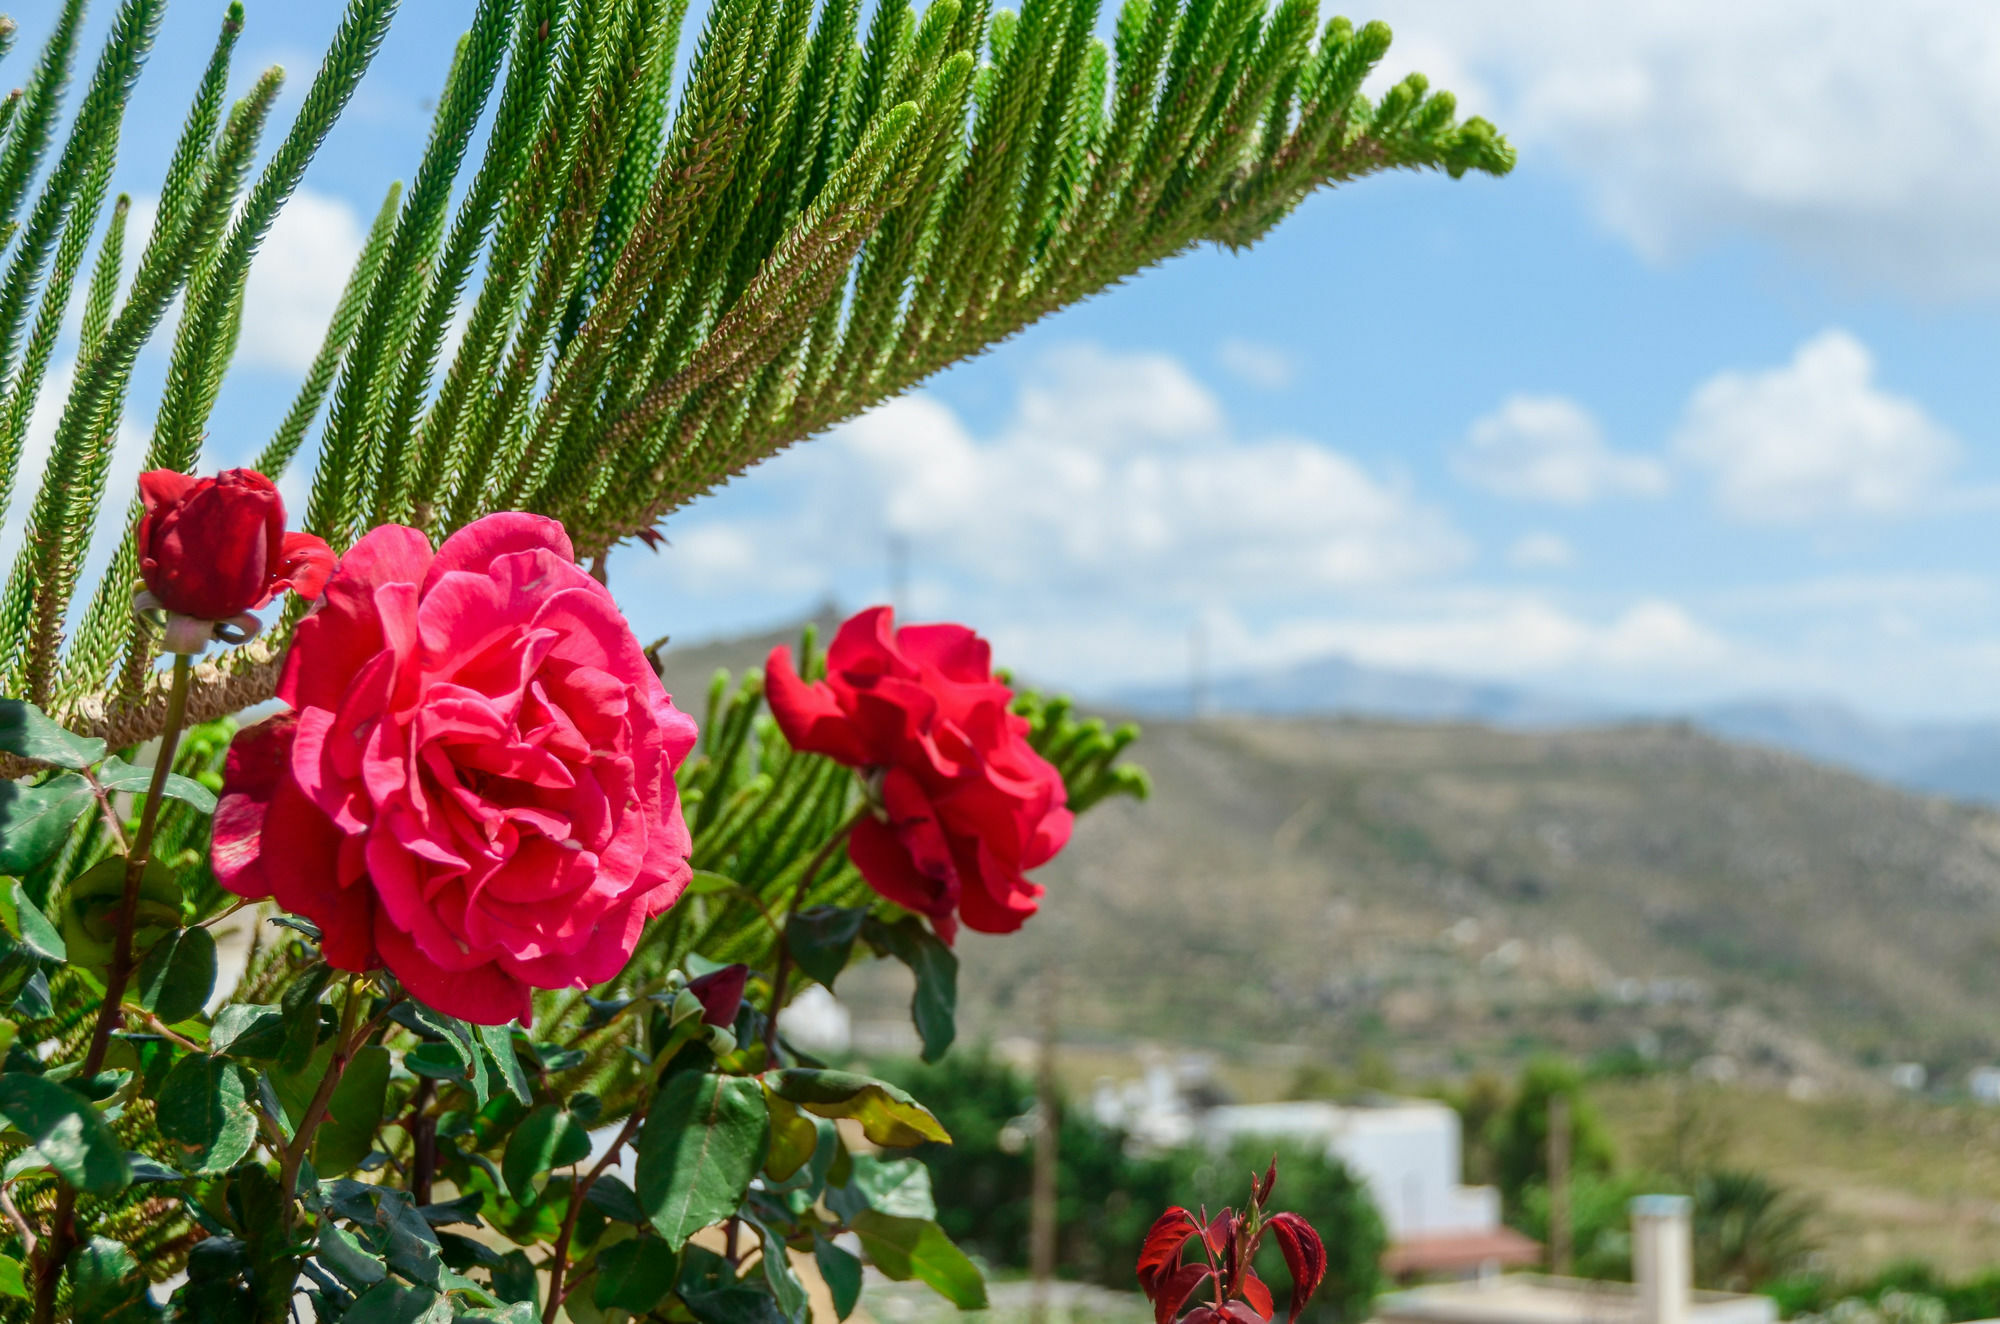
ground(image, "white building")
xmin=1969 ymin=1067 xmax=2000 ymax=1104
xmin=1198 ymin=1097 xmax=1537 ymax=1276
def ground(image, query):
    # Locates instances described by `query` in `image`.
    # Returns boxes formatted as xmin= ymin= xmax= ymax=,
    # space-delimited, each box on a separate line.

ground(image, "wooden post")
xmin=1548 ymin=1092 xmax=1572 ymax=1276
xmin=1030 ymin=977 xmax=1060 ymax=1324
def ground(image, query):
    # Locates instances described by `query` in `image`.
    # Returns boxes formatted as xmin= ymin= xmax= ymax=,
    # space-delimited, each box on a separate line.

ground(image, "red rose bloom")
xmin=137 ymin=468 xmax=333 ymax=622
xmin=764 ymin=607 xmax=1071 ymax=942
xmin=212 ymin=513 xmax=697 ymax=1024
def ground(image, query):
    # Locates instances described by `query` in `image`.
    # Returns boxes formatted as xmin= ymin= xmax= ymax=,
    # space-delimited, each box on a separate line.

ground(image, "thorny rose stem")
xmin=34 ymin=653 xmax=195 ymax=1324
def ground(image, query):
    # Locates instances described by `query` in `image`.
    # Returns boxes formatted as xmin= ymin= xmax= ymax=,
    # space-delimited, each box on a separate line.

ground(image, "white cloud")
xmin=1363 ymin=1 xmax=2000 ymax=298
xmin=1277 ymin=597 xmax=1730 ymax=678
xmin=236 ymin=190 xmax=367 ymax=374
xmin=979 ymin=595 xmax=1733 ymax=696
xmin=1216 ymin=338 xmax=1297 ymax=389
xmin=1455 ymin=394 xmax=1668 ymax=504
xmin=1508 ymin=532 xmax=1575 ymax=569
xmin=1673 ymin=330 xmax=1957 ymax=523
xmin=662 ymin=344 xmax=1470 ymax=601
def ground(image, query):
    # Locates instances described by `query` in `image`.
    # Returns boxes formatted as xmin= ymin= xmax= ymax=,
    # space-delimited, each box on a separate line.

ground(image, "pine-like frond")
xmin=0 ymin=0 xmax=1511 ymax=761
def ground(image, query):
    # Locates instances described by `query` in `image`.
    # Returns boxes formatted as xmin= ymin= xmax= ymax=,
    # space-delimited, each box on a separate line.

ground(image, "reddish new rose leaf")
xmin=1266 ymin=1213 xmax=1327 ymax=1324
xmin=1153 ymin=1263 xmax=1213 ymax=1324
xmin=1224 ymin=1303 xmax=1269 ymax=1324
xmin=1204 ymin=1209 xmax=1237 ymax=1261
xmin=1240 ymin=1270 xmax=1275 ymax=1322
xmin=1137 ymin=1207 xmax=1201 ymax=1296
xmin=1257 ymin=1157 xmax=1278 ymax=1205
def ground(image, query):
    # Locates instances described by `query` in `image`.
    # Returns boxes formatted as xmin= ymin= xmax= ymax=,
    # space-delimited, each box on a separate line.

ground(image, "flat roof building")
xmin=1373 ymin=1197 xmax=1776 ymax=1324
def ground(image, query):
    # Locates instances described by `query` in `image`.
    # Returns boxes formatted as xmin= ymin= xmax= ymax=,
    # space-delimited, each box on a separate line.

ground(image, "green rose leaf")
xmin=786 ymin=906 xmax=866 ymax=987
xmin=66 ymin=1237 xmax=161 ymax=1322
xmin=133 ymin=925 xmax=217 ymax=1025
xmin=851 ymin=1211 xmax=988 ymax=1309
xmin=62 ymin=857 xmax=182 ymax=973
xmin=585 ymin=1174 xmax=645 ymax=1223
xmin=0 ymin=1251 xmax=27 ymax=1300
xmin=407 ymin=1003 xmax=489 ymax=1105
xmin=376 ymin=1191 xmax=445 ymax=1289
xmin=455 ymin=1307 xmax=537 ymax=1324
xmin=502 ymin=1103 xmax=592 ymax=1198
xmin=490 ymin=1250 xmax=538 ymax=1306
xmin=753 ymin=1216 xmax=810 ymax=1322
xmin=679 ymin=1287 xmax=791 ymax=1324
xmin=476 ymin=1022 xmax=530 ymax=1104
xmin=155 ymin=1054 xmax=257 ymax=1174
xmin=95 ymin=754 xmax=219 ymax=815
xmin=0 ymin=1073 xmax=130 ymax=1194
xmin=0 ymin=773 xmax=92 ymax=874
xmin=763 ymin=1069 xmax=949 ymax=1147
xmin=636 ymin=1072 xmax=770 ymax=1250
xmin=814 ymin=1236 xmax=863 ymax=1321
xmin=594 ymin=1237 xmax=679 ymax=1313
xmin=826 ymin=1155 xmax=936 ymax=1222
xmin=277 ymin=964 xmax=333 ymax=1071
xmin=0 ymin=881 xmax=66 ymax=961
xmin=761 ymin=1090 xmax=820 ymax=1183
xmin=0 ymin=698 xmax=106 ymax=769
xmin=316 ymin=1044 xmax=392 ymax=1177
xmin=863 ymin=916 xmax=958 ymax=1063
xmin=338 ymin=1281 xmax=450 ymax=1324
xmin=209 ymin=1003 xmax=288 ymax=1059
xmin=318 ymin=1222 xmax=389 ymax=1289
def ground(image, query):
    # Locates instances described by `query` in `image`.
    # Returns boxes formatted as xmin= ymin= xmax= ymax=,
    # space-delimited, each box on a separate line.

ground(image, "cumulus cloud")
xmin=1268 ymin=597 xmax=1730 ymax=677
xmin=663 ymin=343 xmax=1470 ymax=601
xmin=1673 ymin=329 xmax=1957 ymax=523
xmin=236 ymin=190 xmax=368 ymax=374
xmin=1455 ymin=394 xmax=1668 ymax=504
xmin=1363 ymin=0 xmax=2000 ymax=298
xmin=979 ymin=595 xmax=1733 ymax=695
xmin=1507 ymin=532 xmax=1575 ymax=569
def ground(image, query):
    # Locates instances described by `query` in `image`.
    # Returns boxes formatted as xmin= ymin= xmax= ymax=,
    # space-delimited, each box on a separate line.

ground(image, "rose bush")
xmin=137 ymin=467 xmax=333 ymax=626
xmin=766 ymin=606 xmax=1072 ymax=941
xmin=212 ymin=512 xmax=697 ymax=1023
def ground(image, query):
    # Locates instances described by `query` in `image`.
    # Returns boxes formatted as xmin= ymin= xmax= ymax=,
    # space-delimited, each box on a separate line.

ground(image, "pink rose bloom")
xmin=213 ymin=513 xmax=697 ymax=1024
xmin=765 ymin=607 xmax=1071 ymax=942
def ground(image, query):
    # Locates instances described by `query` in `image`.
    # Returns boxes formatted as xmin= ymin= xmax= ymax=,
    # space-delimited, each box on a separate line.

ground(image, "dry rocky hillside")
xmin=655 ymin=621 xmax=2000 ymax=1091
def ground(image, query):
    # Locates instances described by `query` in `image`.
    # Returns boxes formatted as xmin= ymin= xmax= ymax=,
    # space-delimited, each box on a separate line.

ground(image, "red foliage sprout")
xmin=1138 ymin=1161 xmax=1330 ymax=1324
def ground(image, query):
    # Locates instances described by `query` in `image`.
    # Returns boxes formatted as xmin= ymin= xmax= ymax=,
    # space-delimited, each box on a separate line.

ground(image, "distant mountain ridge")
xmin=1114 ymin=657 xmax=2000 ymax=803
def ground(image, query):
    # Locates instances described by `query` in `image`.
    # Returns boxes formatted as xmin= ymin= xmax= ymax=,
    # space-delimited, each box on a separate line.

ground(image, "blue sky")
xmin=13 ymin=0 xmax=2000 ymax=718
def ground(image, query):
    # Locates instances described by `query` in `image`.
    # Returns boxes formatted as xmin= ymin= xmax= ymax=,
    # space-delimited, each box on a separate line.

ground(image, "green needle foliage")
xmin=0 ymin=0 xmax=1509 ymax=742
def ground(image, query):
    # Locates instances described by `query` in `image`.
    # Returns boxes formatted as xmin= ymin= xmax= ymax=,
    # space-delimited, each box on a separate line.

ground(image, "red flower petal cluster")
xmin=138 ymin=468 xmax=333 ymax=622
xmin=1138 ymin=1164 xmax=1328 ymax=1324
xmin=765 ymin=607 xmax=1071 ymax=943
xmin=213 ymin=513 xmax=697 ymax=1025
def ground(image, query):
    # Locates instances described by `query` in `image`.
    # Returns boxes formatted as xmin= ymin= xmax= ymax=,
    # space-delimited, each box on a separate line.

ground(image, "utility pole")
xmin=1189 ymin=619 xmax=1208 ymax=720
xmin=1030 ymin=975 xmax=1060 ymax=1324
xmin=1548 ymin=1092 xmax=1572 ymax=1276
